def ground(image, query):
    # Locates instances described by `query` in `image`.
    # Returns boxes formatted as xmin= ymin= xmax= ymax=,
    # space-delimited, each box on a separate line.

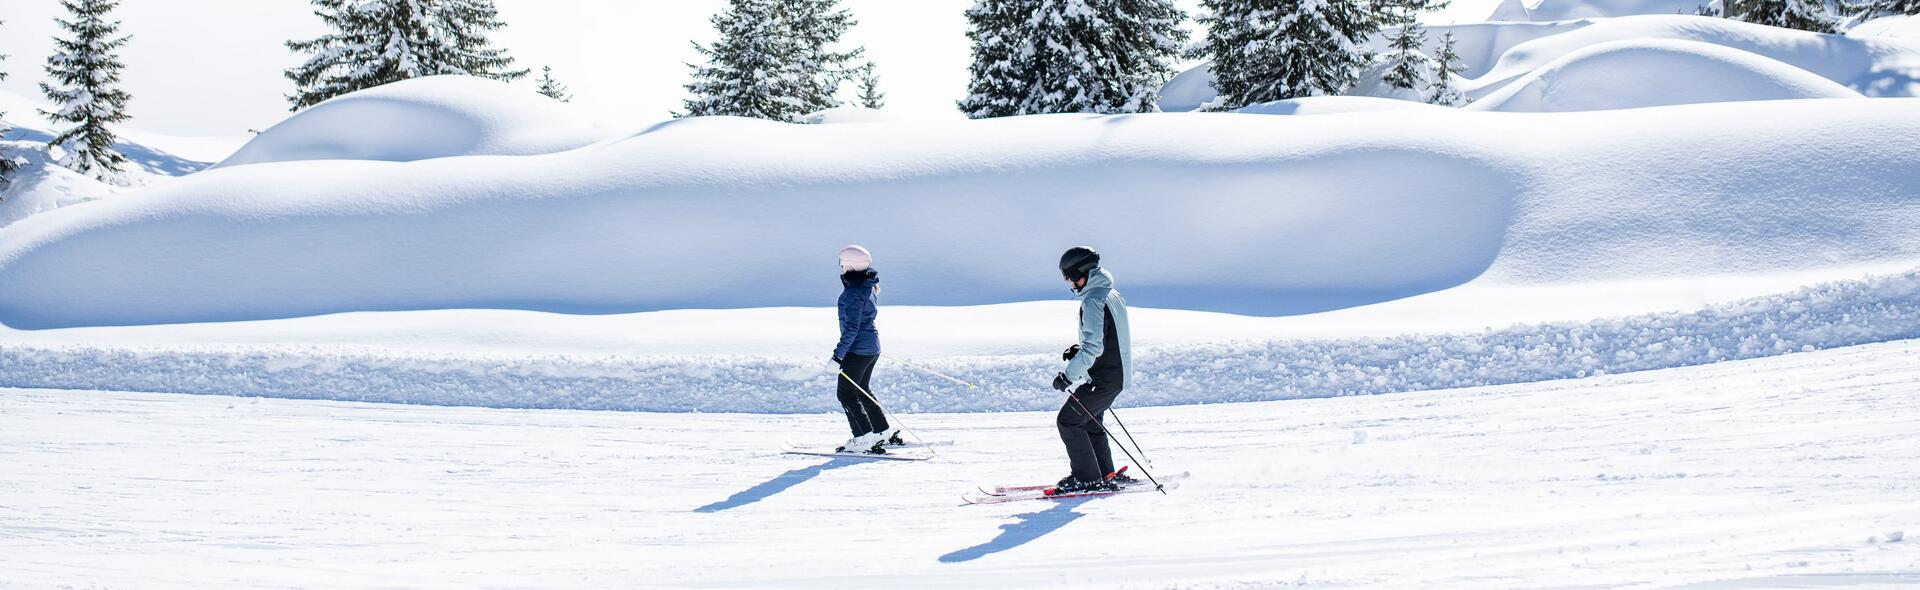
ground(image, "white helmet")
xmin=838 ymin=245 xmax=872 ymax=272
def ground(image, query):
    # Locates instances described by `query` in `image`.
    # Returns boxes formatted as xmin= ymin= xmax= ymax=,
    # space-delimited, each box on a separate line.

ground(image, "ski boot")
xmin=835 ymin=432 xmax=887 ymax=454
xmin=1048 ymin=474 xmax=1120 ymax=495
xmin=1106 ymin=465 xmax=1139 ymax=487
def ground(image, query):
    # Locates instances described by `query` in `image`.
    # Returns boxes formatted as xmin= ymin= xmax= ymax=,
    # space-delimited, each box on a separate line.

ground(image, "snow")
xmin=3 ymin=96 xmax=1918 ymax=329
xmin=802 ymin=105 xmax=912 ymax=123
xmin=5 ymin=338 xmax=1919 ymax=587
xmin=1160 ymin=15 xmax=1920 ymax=109
xmin=1232 ymin=95 xmax=1450 ymax=115
xmin=1483 ymin=0 xmax=1708 ymax=22
xmin=216 ymin=76 xmax=612 ymax=167
xmin=1467 ymin=38 xmax=1862 ymax=111
xmin=3 ymin=263 xmax=1914 ymax=413
xmin=0 ymin=87 xmax=238 ymax=229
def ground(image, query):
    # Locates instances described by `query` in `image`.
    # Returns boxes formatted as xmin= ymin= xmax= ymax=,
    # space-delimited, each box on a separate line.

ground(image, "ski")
xmin=977 ymin=468 xmax=1189 ymax=496
xmin=779 ymin=441 xmax=932 ymax=462
xmin=963 ymin=480 xmax=1179 ymax=505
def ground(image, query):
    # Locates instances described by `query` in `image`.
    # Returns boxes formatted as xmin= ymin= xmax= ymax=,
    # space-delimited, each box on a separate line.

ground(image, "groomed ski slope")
xmin=4 ymin=340 xmax=1917 ymax=588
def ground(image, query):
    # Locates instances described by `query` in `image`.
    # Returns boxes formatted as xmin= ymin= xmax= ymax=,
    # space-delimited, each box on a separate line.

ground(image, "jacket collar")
xmin=1075 ymin=267 xmax=1112 ymax=299
xmin=841 ymin=268 xmax=879 ymax=288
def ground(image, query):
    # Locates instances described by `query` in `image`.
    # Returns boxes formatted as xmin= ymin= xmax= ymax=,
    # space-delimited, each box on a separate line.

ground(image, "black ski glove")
xmin=831 ymin=356 xmax=844 ymax=367
xmin=1052 ymin=372 xmax=1072 ymax=392
xmin=1062 ymin=344 xmax=1080 ymax=361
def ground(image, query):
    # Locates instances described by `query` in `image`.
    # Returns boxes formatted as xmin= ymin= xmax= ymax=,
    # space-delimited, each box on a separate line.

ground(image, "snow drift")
xmin=1161 ymin=15 xmax=1920 ymax=109
xmin=2 ymin=96 xmax=1919 ymax=329
xmin=215 ymin=76 xmax=610 ymax=167
xmin=1482 ymin=0 xmax=1706 ymax=22
xmin=0 ymin=88 xmax=230 ymax=229
xmin=1468 ymin=38 xmax=1862 ymax=111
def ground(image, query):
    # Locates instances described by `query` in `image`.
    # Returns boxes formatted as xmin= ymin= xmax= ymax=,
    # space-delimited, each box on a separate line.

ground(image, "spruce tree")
xmin=786 ymin=0 xmax=866 ymax=113
xmin=1426 ymin=30 xmax=1465 ymax=106
xmin=958 ymin=0 xmax=1032 ymax=118
xmin=41 ymin=0 xmax=133 ymax=182
xmin=682 ymin=0 xmax=869 ymax=121
xmin=0 ymin=19 xmax=16 ymax=182
xmin=1017 ymin=0 xmax=1189 ymax=115
xmin=286 ymin=0 xmax=529 ymax=110
xmin=1851 ymin=0 xmax=1919 ymax=20
xmin=856 ymin=62 xmax=886 ymax=109
xmin=1381 ymin=22 xmax=1431 ymax=94
xmin=1199 ymin=0 xmax=1379 ymax=109
xmin=1726 ymin=0 xmax=1840 ymax=32
xmin=535 ymin=66 xmax=571 ymax=102
xmin=682 ymin=0 xmax=809 ymax=120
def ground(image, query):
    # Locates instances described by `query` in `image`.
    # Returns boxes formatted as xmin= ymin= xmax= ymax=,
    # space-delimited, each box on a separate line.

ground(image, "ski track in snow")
xmin=2 ymin=341 xmax=1918 ymax=588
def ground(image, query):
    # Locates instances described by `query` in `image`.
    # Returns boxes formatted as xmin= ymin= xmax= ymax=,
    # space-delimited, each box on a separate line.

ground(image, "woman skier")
xmin=830 ymin=245 xmax=901 ymax=454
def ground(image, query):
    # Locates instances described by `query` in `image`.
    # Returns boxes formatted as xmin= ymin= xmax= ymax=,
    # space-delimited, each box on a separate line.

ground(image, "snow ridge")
xmin=4 ymin=268 xmax=1915 ymax=413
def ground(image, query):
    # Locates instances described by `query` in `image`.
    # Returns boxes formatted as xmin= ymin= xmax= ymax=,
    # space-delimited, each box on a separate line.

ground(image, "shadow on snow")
xmin=938 ymin=496 xmax=1094 ymax=563
xmin=693 ymin=457 xmax=864 ymax=513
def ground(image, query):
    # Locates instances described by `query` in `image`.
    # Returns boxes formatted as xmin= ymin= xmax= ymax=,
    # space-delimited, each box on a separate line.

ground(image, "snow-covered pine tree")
xmin=1724 ymin=0 xmax=1841 ymax=32
xmin=958 ymin=0 xmax=1032 ymax=118
xmin=1851 ymin=0 xmax=1920 ymax=20
xmin=40 ymin=0 xmax=133 ymax=182
xmin=856 ymin=62 xmax=886 ymax=109
xmin=786 ymin=0 xmax=866 ymax=114
xmin=683 ymin=0 xmax=809 ymax=120
xmin=535 ymin=66 xmax=571 ymax=102
xmin=1198 ymin=0 xmax=1378 ymax=110
xmin=1018 ymin=0 xmax=1189 ymax=114
xmin=1381 ymin=21 xmax=1431 ymax=94
xmin=1426 ymin=30 xmax=1466 ymax=106
xmin=286 ymin=0 xmax=529 ymax=110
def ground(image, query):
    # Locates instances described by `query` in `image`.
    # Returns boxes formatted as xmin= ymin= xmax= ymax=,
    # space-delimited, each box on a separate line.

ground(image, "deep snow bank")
xmin=0 ymin=111 xmax=1522 ymax=327
xmin=1484 ymin=0 xmax=1707 ymax=22
xmin=216 ymin=76 xmax=610 ymax=167
xmin=1468 ymin=38 xmax=1862 ymax=111
xmin=3 ymin=267 xmax=1915 ymax=412
xmin=3 ymin=98 xmax=1919 ymax=329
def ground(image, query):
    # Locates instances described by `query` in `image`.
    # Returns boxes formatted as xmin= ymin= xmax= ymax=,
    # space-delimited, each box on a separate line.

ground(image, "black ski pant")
xmin=1057 ymin=382 xmax=1120 ymax=481
xmin=835 ymin=353 xmax=889 ymax=437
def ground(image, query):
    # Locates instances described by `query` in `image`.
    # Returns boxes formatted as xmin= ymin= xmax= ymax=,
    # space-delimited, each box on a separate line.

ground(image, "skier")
xmin=830 ymin=245 xmax=901 ymax=454
xmin=1050 ymin=246 xmax=1135 ymax=493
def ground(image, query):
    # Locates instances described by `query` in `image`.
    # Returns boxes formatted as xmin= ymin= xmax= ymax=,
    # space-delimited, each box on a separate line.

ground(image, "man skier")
xmin=1050 ymin=246 xmax=1135 ymax=493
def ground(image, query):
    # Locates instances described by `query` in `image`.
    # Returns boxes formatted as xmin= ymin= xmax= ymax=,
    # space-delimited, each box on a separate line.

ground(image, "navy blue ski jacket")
xmin=834 ymin=269 xmax=881 ymax=359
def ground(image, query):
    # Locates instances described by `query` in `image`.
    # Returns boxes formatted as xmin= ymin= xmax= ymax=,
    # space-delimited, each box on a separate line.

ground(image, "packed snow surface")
xmin=215 ymin=76 xmax=610 ymax=168
xmin=3 ymin=97 xmax=1917 ymax=329
xmin=4 ymin=340 xmax=1918 ymax=588
xmin=1468 ymin=38 xmax=1863 ymax=111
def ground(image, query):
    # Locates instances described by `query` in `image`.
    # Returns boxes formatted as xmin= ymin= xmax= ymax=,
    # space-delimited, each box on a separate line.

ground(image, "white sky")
xmin=0 ymin=0 xmax=1499 ymax=138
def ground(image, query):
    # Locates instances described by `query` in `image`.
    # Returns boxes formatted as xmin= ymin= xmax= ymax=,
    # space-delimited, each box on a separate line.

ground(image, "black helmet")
xmin=1059 ymin=246 xmax=1100 ymax=281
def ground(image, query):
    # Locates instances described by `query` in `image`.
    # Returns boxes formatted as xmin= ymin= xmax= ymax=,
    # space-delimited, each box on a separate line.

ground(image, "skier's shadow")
xmin=938 ymin=497 xmax=1093 ymax=563
xmin=694 ymin=457 xmax=863 ymax=513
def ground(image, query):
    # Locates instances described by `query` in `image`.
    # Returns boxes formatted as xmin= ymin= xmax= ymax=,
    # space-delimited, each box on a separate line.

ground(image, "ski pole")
xmin=1065 ymin=387 xmax=1165 ymax=494
xmin=1104 ymin=407 xmax=1153 ymax=468
xmin=839 ymin=369 xmax=938 ymax=458
xmin=883 ymin=356 xmax=977 ymax=390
